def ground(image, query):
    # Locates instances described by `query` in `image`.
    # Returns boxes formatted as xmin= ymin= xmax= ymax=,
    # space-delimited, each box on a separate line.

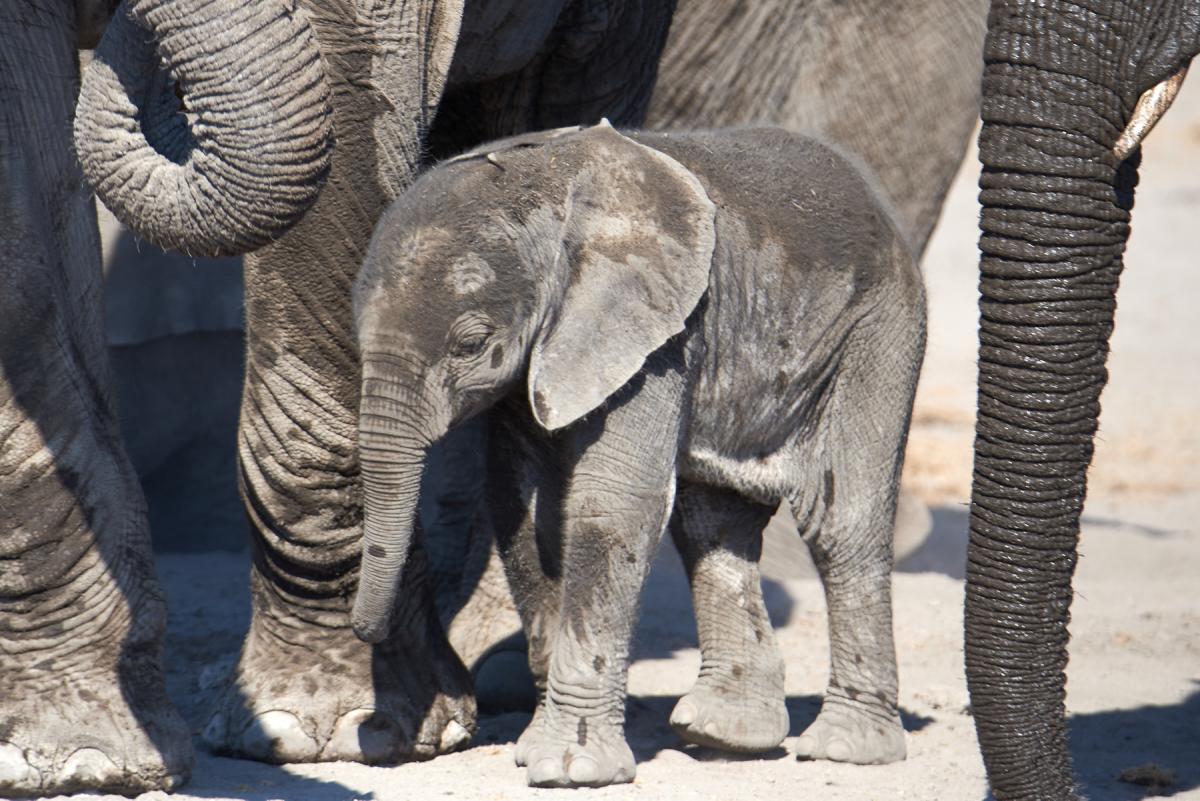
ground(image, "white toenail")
xmin=61 ymin=748 xmax=120 ymax=784
xmin=567 ymin=754 xmax=600 ymax=784
xmin=0 ymin=743 xmax=40 ymax=787
xmin=440 ymin=720 xmax=471 ymax=751
xmin=528 ymin=757 xmax=562 ymax=786
xmin=242 ymin=711 xmax=318 ymax=761
xmin=671 ymin=701 xmax=696 ymax=726
xmin=325 ymin=709 xmax=402 ymax=763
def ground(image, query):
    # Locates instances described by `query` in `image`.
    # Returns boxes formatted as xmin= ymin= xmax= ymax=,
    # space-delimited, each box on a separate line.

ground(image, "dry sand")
xmin=57 ymin=83 xmax=1200 ymax=801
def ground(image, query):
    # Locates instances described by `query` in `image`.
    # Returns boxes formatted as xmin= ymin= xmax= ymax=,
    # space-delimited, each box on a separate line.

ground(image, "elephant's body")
xmin=648 ymin=0 xmax=988 ymax=256
xmin=1 ymin=0 xmax=982 ymax=794
xmin=350 ymin=123 xmax=925 ymax=787
xmin=637 ymin=131 xmax=921 ymax=503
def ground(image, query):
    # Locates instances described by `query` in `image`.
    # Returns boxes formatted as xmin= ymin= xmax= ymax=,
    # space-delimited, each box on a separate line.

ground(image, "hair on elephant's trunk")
xmin=74 ymin=0 xmax=332 ymax=258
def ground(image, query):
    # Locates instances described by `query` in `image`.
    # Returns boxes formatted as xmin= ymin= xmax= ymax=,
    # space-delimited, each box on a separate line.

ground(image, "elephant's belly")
xmin=677 ymin=443 xmax=803 ymax=506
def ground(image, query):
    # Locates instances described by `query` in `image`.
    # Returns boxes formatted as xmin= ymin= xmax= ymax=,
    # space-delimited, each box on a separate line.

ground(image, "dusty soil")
xmin=56 ymin=83 xmax=1200 ymax=801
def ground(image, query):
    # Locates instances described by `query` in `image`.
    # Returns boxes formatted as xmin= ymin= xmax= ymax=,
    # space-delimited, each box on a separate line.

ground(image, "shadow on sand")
xmin=1066 ymin=685 xmax=1200 ymax=800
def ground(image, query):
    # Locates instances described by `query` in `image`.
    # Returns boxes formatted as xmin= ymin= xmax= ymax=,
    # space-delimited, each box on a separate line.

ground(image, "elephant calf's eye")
xmin=451 ymin=331 xmax=491 ymax=358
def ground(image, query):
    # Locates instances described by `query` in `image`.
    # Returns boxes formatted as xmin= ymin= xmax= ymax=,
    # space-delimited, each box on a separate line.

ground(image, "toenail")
xmin=440 ymin=720 xmax=471 ymax=752
xmin=61 ymin=748 xmax=120 ymax=785
xmin=528 ymin=757 xmax=563 ymax=786
xmin=242 ymin=711 xmax=318 ymax=762
xmin=566 ymin=754 xmax=601 ymax=785
xmin=325 ymin=709 xmax=402 ymax=764
xmin=670 ymin=700 xmax=696 ymax=726
xmin=0 ymin=743 xmax=40 ymax=788
xmin=825 ymin=739 xmax=853 ymax=761
xmin=704 ymin=721 xmax=720 ymax=737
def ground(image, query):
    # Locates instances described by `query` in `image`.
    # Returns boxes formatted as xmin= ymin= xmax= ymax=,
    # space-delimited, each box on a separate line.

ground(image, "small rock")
xmin=1117 ymin=763 xmax=1176 ymax=790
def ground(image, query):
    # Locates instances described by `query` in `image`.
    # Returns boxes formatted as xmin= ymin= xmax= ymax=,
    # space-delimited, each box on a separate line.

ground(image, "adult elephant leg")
xmin=200 ymin=0 xmax=475 ymax=764
xmin=0 ymin=4 xmax=191 ymax=795
xmin=419 ymin=0 xmax=679 ymax=710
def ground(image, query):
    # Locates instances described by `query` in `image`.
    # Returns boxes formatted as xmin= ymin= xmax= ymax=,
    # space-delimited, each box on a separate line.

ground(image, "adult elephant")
xmin=649 ymin=0 xmax=989 ymax=258
xmin=965 ymin=2 xmax=1199 ymax=799
xmin=0 ymin=0 xmax=675 ymax=795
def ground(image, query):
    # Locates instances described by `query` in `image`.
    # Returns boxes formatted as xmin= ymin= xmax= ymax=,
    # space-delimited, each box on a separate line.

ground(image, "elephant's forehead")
xmin=446 ymin=253 xmax=496 ymax=295
xmin=376 ymin=225 xmax=456 ymax=279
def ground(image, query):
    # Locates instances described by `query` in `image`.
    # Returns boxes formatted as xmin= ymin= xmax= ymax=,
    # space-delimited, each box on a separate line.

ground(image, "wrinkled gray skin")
xmin=0 ymin=0 xmax=981 ymax=794
xmin=0 ymin=2 xmax=191 ymax=795
xmin=965 ymin=2 xmax=1200 ymax=800
xmin=350 ymin=123 xmax=926 ymax=787
xmin=0 ymin=0 xmax=675 ymax=795
xmin=444 ymin=0 xmax=990 ymax=710
xmin=649 ymin=0 xmax=988 ymax=257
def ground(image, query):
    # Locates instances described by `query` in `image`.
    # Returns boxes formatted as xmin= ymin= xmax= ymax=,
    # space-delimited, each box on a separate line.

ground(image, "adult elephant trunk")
xmin=964 ymin=4 xmax=1143 ymax=799
xmin=351 ymin=355 xmax=448 ymax=644
xmin=74 ymin=0 xmax=332 ymax=257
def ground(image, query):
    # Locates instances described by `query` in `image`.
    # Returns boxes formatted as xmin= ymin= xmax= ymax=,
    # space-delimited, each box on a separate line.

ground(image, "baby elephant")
xmin=350 ymin=121 xmax=924 ymax=787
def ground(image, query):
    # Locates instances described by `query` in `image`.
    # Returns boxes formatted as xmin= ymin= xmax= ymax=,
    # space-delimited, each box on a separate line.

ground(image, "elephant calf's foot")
xmin=203 ymin=614 xmax=475 ymax=764
xmin=0 ymin=667 xmax=192 ymax=796
xmin=793 ymin=695 xmax=905 ymax=765
xmin=670 ymin=650 xmax=788 ymax=753
xmin=516 ymin=711 xmax=635 ymax=788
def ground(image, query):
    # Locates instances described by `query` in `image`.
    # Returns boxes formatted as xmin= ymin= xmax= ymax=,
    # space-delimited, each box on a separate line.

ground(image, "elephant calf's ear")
xmin=528 ymin=130 xmax=716 ymax=431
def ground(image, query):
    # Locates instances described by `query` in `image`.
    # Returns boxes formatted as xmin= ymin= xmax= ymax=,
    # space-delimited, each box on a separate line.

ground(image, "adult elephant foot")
xmin=202 ymin=575 xmax=475 ymax=764
xmin=439 ymin=529 xmax=534 ymax=714
xmin=0 ymin=543 xmax=191 ymax=796
xmin=793 ymin=694 xmax=906 ymax=765
xmin=1 ymin=321 xmax=193 ymax=796
xmin=0 ymin=663 xmax=192 ymax=797
xmin=669 ymin=663 xmax=789 ymax=753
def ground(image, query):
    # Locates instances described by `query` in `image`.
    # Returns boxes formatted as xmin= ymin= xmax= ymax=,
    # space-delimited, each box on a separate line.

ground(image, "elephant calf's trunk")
xmin=351 ymin=414 xmax=432 ymax=643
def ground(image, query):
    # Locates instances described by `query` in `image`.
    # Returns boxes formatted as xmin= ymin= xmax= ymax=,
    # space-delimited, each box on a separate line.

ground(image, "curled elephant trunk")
xmin=351 ymin=361 xmax=446 ymax=644
xmin=74 ymin=0 xmax=332 ymax=257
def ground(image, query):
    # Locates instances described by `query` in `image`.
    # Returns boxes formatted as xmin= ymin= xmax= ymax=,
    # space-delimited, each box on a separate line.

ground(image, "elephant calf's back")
xmin=647 ymin=129 xmax=922 ymax=497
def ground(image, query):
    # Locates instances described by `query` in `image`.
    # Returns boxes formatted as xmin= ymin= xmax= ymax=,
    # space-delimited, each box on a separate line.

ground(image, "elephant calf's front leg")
xmin=518 ymin=370 xmax=685 ymax=787
xmin=520 ymin=480 xmax=673 ymax=788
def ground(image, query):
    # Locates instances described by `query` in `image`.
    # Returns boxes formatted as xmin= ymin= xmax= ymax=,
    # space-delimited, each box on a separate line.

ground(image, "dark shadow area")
xmin=103 ymin=226 xmax=248 ymax=553
xmin=896 ymin=504 xmax=969 ymax=579
xmin=897 ymin=504 xmax=1184 ymax=585
xmin=1067 ymin=686 xmax=1200 ymax=800
xmin=182 ymin=752 xmax=375 ymax=801
xmin=629 ymin=693 xmax=932 ymax=762
xmin=109 ymin=331 xmax=248 ymax=552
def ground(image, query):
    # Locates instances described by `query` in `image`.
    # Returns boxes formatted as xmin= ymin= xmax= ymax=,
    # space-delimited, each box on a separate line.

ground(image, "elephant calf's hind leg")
xmin=669 ymin=482 xmax=789 ymax=752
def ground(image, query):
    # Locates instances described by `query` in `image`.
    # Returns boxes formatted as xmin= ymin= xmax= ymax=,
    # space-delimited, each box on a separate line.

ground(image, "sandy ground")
xmin=58 ymin=84 xmax=1200 ymax=801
